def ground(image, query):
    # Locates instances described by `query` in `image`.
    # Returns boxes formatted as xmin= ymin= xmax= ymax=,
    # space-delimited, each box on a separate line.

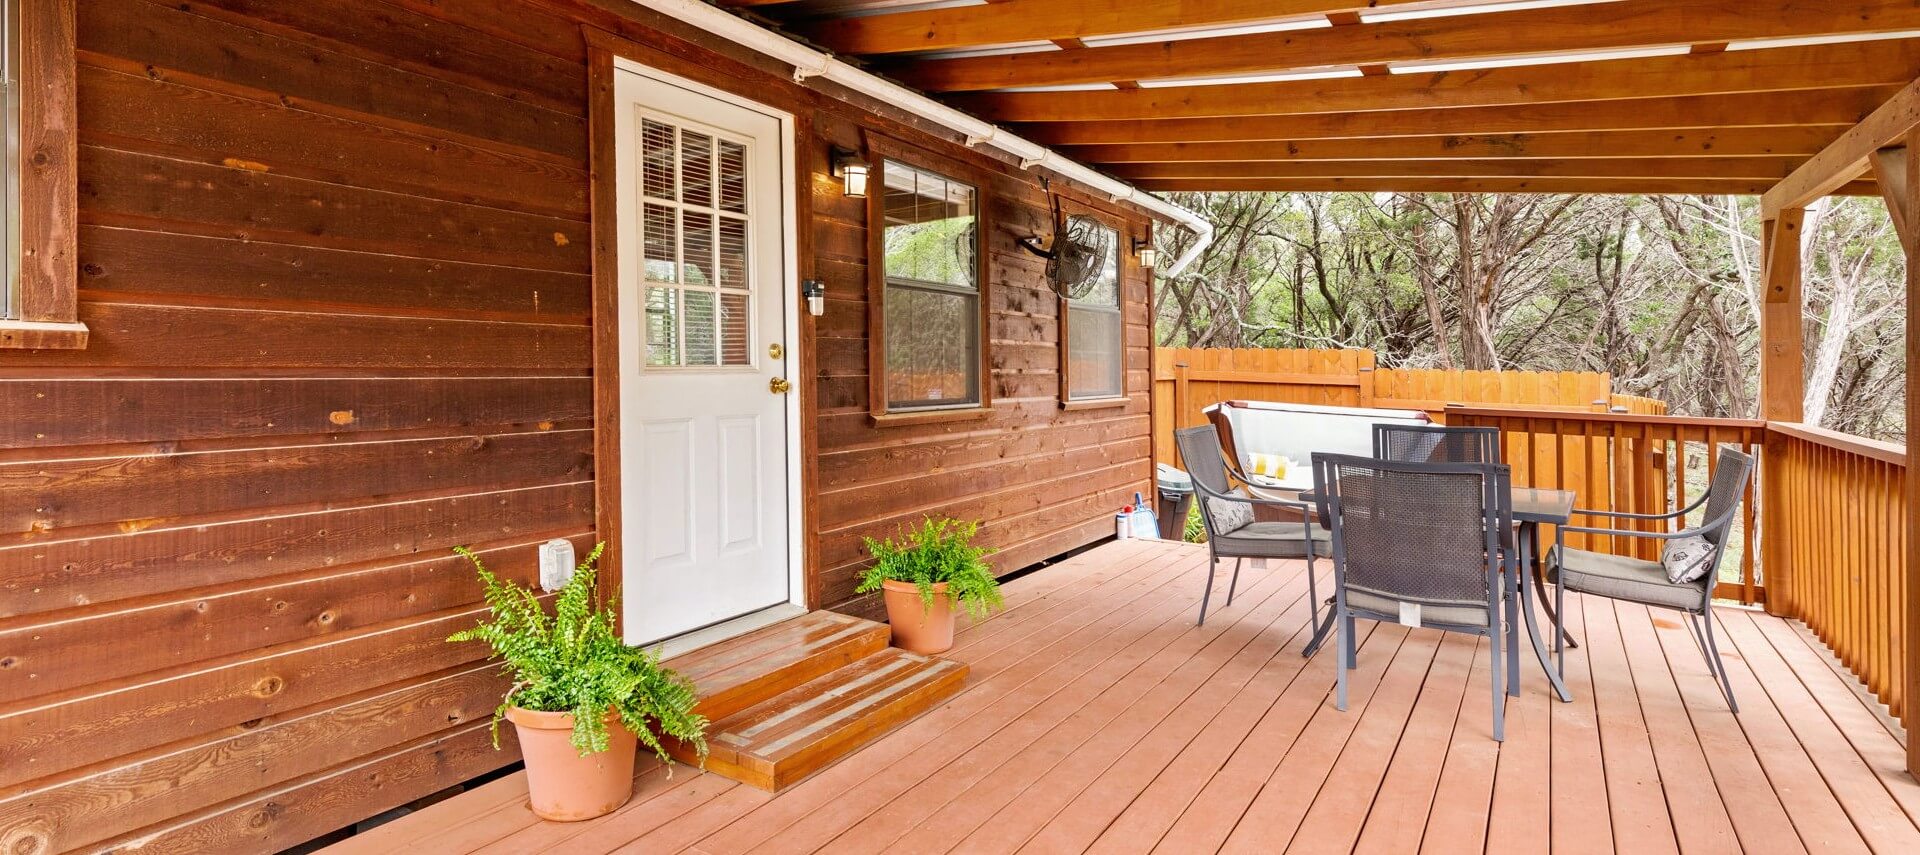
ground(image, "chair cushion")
xmin=1554 ymin=547 xmax=1707 ymax=611
xmin=1211 ymin=520 xmax=1330 ymax=559
xmin=1344 ymin=589 xmax=1491 ymax=628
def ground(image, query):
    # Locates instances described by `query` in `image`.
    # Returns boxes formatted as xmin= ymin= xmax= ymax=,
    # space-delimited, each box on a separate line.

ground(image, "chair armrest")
xmin=1560 ymin=524 xmax=1694 ymax=540
xmin=1570 ymin=492 xmax=1707 ymax=521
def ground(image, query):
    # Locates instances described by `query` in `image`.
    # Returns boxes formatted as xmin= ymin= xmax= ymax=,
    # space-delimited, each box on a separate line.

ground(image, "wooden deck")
xmin=329 ymin=539 xmax=1920 ymax=854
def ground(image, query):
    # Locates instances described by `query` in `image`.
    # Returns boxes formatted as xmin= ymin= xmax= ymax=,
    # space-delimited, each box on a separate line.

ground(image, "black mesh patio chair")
xmin=1373 ymin=424 xmax=1501 ymax=465
xmin=1548 ymin=446 xmax=1755 ymax=712
xmin=1311 ymin=452 xmax=1514 ymax=741
xmin=1174 ymin=425 xmax=1331 ymax=631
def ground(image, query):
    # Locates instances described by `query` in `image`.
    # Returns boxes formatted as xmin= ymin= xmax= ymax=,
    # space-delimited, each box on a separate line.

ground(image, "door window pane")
xmin=635 ymin=112 xmax=757 ymax=369
xmin=881 ymin=159 xmax=980 ymax=410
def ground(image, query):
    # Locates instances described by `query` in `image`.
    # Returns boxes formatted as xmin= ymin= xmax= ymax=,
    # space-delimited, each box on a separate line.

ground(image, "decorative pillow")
xmin=1205 ymin=488 xmax=1255 ymax=535
xmin=1661 ymin=535 xmax=1716 ymax=585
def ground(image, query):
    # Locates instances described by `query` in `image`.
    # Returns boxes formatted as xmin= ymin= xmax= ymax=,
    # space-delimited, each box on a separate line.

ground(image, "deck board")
xmin=329 ymin=541 xmax=1920 ymax=854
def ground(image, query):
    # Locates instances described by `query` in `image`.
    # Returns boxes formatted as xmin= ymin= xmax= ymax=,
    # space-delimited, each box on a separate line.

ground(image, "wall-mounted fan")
xmin=1018 ymin=180 xmax=1113 ymax=301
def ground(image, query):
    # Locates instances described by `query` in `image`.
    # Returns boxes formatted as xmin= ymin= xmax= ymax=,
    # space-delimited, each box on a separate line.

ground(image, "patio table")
xmin=1300 ymin=484 xmax=1575 ymax=703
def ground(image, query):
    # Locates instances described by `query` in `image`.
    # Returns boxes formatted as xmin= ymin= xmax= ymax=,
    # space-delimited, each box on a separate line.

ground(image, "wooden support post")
xmin=1759 ymin=210 xmax=1806 ymax=424
xmin=1896 ymin=128 xmax=1920 ymax=778
xmin=1758 ymin=209 xmax=1805 ymax=619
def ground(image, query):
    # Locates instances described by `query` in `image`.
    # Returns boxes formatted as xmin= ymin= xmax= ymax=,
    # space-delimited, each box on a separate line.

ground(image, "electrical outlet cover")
xmin=539 ymin=539 xmax=576 ymax=591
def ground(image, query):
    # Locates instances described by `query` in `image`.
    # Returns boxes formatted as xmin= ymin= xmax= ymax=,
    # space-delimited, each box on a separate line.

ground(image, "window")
xmin=872 ymin=156 xmax=985 ymax=415
xmin=1063 ymin=216 xmax=1124 ymax=401
xmin=0 ymin=0 xmax=83 ymax=350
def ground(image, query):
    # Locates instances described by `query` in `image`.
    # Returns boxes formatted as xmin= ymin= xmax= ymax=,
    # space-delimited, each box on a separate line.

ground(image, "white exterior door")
xmin=613 ymin=65 xmax=794 ymax=646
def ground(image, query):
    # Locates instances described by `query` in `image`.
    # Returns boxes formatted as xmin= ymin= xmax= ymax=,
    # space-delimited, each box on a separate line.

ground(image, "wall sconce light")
xmin=1133 ymin=238 xmax=1160 ymax=268
xmin=831 ymin=146 xmax=868 ymax=198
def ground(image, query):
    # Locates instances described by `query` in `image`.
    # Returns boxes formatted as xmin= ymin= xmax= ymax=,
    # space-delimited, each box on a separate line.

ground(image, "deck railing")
xmin=1764 ymin=422 xmax=1908 ymax=721
xmin=1444 ymin=407 xmax=1767 ymax=605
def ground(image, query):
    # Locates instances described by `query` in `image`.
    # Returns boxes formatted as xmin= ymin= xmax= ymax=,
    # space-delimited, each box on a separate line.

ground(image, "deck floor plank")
xmin=1715 ymin=610 xmax=1920 ymax=853
xmin=1643 ymin=604 xmax=1806 ymax=854
xmin=879 ymin=566 xmax=1320 ymax=854
xmin=1543 ymin=586 xmax=1613 ymax=855
xmin=321 ymin=545 xmax=1920 ymax=855
xmin=1416 ymin=637 xmax=1499 ymax=855
xmin=1350 ymin=633 xmax=1477 ymax=854
xmin=1579 ymin=594 xmax=1681 ymax=854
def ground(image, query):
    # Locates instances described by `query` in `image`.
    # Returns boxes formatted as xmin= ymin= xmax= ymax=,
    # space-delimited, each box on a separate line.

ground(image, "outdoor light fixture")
xmin=1134 ymin=238 xmax=1160 ymax=268
xmin=831 ymin=146 xmax=869 ymax=198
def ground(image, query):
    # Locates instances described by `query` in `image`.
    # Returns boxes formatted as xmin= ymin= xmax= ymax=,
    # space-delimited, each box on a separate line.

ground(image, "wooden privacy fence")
xmin=1763 ymin=422 xmax=1908 ymax=723
xmin=1154 ymin=347 xmax=1665 ymax=463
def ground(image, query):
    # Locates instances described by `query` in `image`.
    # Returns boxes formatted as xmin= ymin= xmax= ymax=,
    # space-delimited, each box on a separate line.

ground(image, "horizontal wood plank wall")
xmin=0 ymin=1 xmax=1155 ymax=851
xmin=810 ymin=118 xmax=1155 ymax=615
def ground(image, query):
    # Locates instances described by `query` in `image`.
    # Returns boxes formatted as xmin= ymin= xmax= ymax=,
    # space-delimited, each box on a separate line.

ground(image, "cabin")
xmin=6 ymin=1 xmax=1920 ymax=853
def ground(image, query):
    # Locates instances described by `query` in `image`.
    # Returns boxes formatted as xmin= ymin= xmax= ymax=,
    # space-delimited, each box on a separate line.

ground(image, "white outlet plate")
xmin=538 ymin=539 xmax=576 ymax=591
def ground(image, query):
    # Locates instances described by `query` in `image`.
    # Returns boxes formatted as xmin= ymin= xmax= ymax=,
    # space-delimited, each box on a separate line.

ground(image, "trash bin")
xmin=1155 ymin=463 xmax=1194 ymax=541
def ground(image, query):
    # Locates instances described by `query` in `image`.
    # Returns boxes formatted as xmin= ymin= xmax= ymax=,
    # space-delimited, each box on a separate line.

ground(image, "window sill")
xmin=0 ymin=320 xmax=89 ymax=350
xmin=1060 ymin=396 xmax=1129 ymax=412
xmin=869 ymin=406 xmax=992 ymax=428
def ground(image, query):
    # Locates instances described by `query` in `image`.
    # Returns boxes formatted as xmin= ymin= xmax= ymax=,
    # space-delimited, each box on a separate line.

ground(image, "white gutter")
xmin=626 ymin=0 xmax=1215 ymax=277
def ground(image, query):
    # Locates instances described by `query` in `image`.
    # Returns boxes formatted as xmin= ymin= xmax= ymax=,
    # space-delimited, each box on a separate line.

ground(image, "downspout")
xmin=624 ymin=0 xmax=1215 ymax=278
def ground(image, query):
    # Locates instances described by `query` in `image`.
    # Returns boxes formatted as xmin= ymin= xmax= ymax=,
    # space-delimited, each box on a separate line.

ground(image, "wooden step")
xmin=667 ymin=648 xmax=969 ymax=791
xmin=663 ymin=610 xmax=891 ymax=723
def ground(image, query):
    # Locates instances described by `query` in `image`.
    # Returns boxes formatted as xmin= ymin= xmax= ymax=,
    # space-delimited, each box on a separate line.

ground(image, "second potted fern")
xmin=447 ymin=543 xmax=707 ymax=821
xmin=857 ymin=517 xmax=1003 ymax=654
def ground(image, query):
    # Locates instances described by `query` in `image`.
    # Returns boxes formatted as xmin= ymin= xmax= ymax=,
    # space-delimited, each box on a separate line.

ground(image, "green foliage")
xmin=856 ymin=517 xmax=1003 ymax=620
xmin=1183 ymin=501 xmax=1207 ymax=544
xmin=447 ymin=543 xmax=707 ymax=762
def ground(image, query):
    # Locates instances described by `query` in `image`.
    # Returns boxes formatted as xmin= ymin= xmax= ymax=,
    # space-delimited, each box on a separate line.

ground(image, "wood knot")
xmin=1 ymin=820 xmax=53 ymax=855
xmin=247 ymin=802 xmax=284 ymax=829
xmin=252 ymin=675 xmax=285 ymax=698
xmin=329 ymin=410 xmax=356 ymax=426
xmin=0 ymin=657 xmax=17 ymax=669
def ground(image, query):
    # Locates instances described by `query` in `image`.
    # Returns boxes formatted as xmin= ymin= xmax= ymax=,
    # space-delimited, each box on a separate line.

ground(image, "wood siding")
xmin=0 ymin=1 xmax=1155 ymax=851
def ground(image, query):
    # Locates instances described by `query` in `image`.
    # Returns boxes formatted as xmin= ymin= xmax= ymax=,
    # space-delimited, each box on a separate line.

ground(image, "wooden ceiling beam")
xmin=1013 ymin=88 xmax=1888 ymax=145
xmin=1765 ymin=76 xmax=1920 ymax=215
xmin=797 ymin=0 xmax=1428 ymax=56
xmin=1064 ymin=128 xmax=1838 ymax=164
xmin=1104 ymin=157 xmax=1805 ymax=181
xmin=953 ymin=39 xmax=1920 ymax=122
xmin=1127 ymin=177 xmax=1880 ymax=196
xmin=894 ymin=0 xmax=1920 ymax=92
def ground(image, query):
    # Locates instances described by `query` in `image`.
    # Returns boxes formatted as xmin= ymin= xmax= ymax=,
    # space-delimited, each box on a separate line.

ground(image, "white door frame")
xmin=612 ymin=56 xmax=808 ymax=643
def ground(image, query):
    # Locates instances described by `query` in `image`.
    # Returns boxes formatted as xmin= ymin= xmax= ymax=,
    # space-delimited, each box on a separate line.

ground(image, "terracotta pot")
xmin=506 ymin=706 xmax=637 ymax=821
xmin=882 ymin=579 xmax=955 ymax=654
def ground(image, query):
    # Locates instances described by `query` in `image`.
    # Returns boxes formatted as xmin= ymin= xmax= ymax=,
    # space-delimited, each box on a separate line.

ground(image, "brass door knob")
xmin=769 ymin=377 xmax=792 ymax=394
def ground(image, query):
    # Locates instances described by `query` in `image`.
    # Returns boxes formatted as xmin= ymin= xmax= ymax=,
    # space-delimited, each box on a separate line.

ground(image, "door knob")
xmin=769 ymin=377 xmax=792 ymax=394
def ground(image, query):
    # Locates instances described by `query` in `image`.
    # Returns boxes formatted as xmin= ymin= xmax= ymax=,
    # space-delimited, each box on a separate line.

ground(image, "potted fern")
xmin=447 ymin=543 xmax=707 ymax=821
xmin=856 ymin=517 xmax=1003 ymax=654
